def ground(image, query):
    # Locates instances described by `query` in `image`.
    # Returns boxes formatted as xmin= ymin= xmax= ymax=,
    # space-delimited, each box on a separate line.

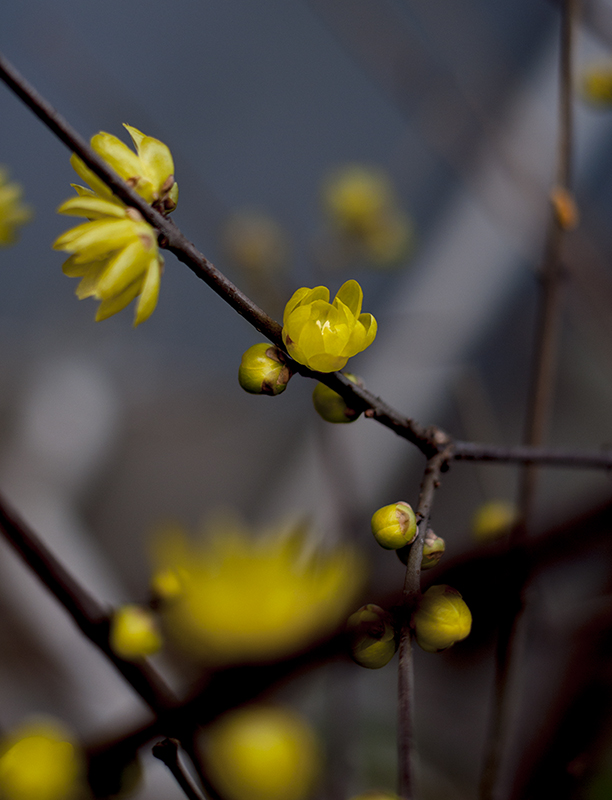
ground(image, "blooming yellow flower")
xmin=0 ymin=721 xmax=83 ymax=800
xmin=150 ymin=515 xmax=363 ymax=666
xmin=71 ymin=124 xmax=177 ymax=211
xmin=282 ymin=280 xmax=377 ymax=372
xmin=411 ymin=585 xmax=472 ymax=653
xmin=0 ymin=167 xmax=32 ymax=246
xmin=201 ymin=705 xmax=320 ymax=800
xmin=53 ymin=200 xmax=163 ymax=326
xmin=54 ymin=125 xmax=176 ymax=325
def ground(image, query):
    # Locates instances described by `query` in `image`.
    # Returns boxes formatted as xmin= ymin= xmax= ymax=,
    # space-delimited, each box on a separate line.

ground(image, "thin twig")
xmin=452 ymin=440 xmax=612 ymax=469
xmin=398 ymin=446 xmax=454 ymax=799
xmin=0 ymin=493 xmax=177 ymax=712
xmin=480 ymin=2 xmax=578 ymax=798
xmin=152 ymin=739 xmax=207 ymax=800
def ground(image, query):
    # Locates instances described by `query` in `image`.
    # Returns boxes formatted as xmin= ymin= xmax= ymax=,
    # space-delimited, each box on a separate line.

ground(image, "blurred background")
xmin=2 ymin=1 xmax=612 ymax=799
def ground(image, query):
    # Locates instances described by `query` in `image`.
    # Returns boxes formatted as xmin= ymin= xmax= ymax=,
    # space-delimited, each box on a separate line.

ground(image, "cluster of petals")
xmin=0 ymin=167 xmax=32 ymax=246
xmin=282 ymin=279 xmax=377 ymax=372
xmin=150 ymin=516 xmax=363 ymax=666
xmin=54 ymin=125 xmax=176 ymax=325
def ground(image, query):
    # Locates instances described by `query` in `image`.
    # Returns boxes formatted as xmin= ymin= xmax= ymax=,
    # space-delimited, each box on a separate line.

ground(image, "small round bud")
xmin=412 ymin=585 xmax=472 ymax=653
xmin=110 ymin=604 xmax=163 ymax=660
xmin=201 ymin=705 xmax=320 ymax=800
xmin=238 ymin=344 xmax=292 ymax=396
xmin=371 ymin=502 xmax=417 ymax=550
xmin=312 ymin=373 xmax=362 ymax=423
xmin=346 ymin=604 xmax=397 ymax=669
xmin=396 ymin=527 xmax=445 ymax=569
xmin=472 ymin=500 xmax=518 ymax=543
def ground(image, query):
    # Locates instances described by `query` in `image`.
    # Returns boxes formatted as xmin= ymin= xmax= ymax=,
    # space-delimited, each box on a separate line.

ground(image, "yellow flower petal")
xmin=57 ymin=196 xmax=126 ymax=219
xmin=95 ymin=278 xmax=142 ymax=322
xmin=133 ymin=257 xmax=161 ymax=326
xmin=91 ymin=132 xmax=143 ymax=182
xmin=69 ymin=154 xmax=114 ymax=200
xmin=334 ymin=279 xmax=363 ymax=317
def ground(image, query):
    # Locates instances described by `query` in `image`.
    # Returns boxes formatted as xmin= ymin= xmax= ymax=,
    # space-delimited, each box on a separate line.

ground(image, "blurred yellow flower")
xmin=581 ymin=62 xmax=612 ymax=106
xmin=201 ymin=705 xmax=320 ymax=800
xmin=282 ymin=280 xmax=377 ymax=372
xmin=322 ymin=165 xmax=413 ymax=268
xmin=0 ymin=721 xmax=83 ymax=800
xmin=151 ymin=515 xmax=363 ymax=666
xmin=412 ymin=585 xmax=472 ymax=653
xmin=110 ymin=604 xmax=163 ymax=660
xmin=53 ymin=200 xmax=163 ymax=326
xmin=224 ymin=210 xmax=288 ymax=277
xmin=71 ymin=124 xmax=178 ymax=212
xmin=472 ymin=500 xmax=518 ymax=543
xmin=0 ymin=167 xmax=32 ymax=246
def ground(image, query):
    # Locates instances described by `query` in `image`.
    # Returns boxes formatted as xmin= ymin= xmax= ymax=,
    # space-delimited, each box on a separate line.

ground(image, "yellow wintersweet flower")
xmin=0 ymin=721 xmax=83 ymax=800
xmin=282 ymin=280 xmax=377 ymax=372
xmin=201 ymin=705 xmax=320 ymax=800
xmin=0 ymin=167 xmax=32 ymax=246
xmin=53 ymin=198 xmax=163 ymax=326
xmin=71 ymin=124 xmax=178 ymax=212
xmin=151 ymin=515 xmax=363 ymax=666
xmin=323 ymin=165 xmax=393 ymax=237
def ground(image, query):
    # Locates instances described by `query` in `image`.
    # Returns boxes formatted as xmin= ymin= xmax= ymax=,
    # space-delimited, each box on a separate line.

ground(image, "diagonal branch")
xmin=0 ymin=493 xmax=178 ymax=713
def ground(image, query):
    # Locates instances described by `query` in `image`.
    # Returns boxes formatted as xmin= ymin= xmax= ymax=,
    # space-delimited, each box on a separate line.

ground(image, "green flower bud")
xmin=412 ymin=585 xmax=472 ymax=653
xmin=239 ymin=344 xmax=293 ymax=396
xmin=312 ymin=373 xmax=362 ymax=423
xmin=371 ymin=502 xmax=417 ymax=550
xmin=346 ymin=604 xmax=397 ymax=669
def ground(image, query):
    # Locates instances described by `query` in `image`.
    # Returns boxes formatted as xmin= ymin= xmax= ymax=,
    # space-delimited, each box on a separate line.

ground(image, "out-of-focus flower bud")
xmin=312 ymin=373 xmax=362 ymax=423
xmin=396 ymin=527 xmax=444 ymax=569
xmin=238 ymin=343 xmax=293 ymax=395
xmin=0 ymin=721 xmax=83 ymax=800
xmin=581 ymin=62 xmax=612 ymax=106
xmin=150 ymin=567 xmax=184 ymax=601
xmin=110 ymin=604 xmax=163 ymax=660
xmin=371 ymin=502 xmax=417 ymax=550
xmin=472 ymin=500 xmax=518 ymax=543
xmin=224 ymin=210 xmax=288 ymax=277
xmin=412 ymin=585 xmax=472 ymax=653
xmin=201 ymin=705 xmax=320 ymax=800
xmin=346 ymin=604 xmax=397 ymax=669
xmin=323 ymin=166 xmax=393 ymax=237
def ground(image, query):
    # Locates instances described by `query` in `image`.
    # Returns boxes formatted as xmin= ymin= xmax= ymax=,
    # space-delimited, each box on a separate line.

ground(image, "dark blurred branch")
xmin=398 ymin=446 xmax=453 ymax=799
xmin=480 ymin=2 xmax=578 ymax=797
xmin=0 ymin=493 xmax=177 ymax=713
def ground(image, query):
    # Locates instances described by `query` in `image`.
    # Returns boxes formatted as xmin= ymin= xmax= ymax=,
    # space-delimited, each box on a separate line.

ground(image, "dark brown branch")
xmin=0 ymin=493 xmax=177 ymax=713
xmin=398 ymin=446 xmax=454 ymax=800
xmin=152 ymin=739 xmax=207 ymax=800
xmin=480 ymin=2 xmax=578 ymax=798
xmin=452 ymin=441 xmax=612 ymax=469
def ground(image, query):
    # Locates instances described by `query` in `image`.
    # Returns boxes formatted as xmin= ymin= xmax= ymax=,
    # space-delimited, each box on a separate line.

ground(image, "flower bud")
xmin=238 ymin=344 xmax=292 ymax=396
xmin=412 ymin=585 xmax=472 ymax=653
xmin=396 ymin=527 xmax=444 ymax=569
xmin=371 ymin=502 xmax=417 ymax=550
xmin=201 ymin=705 xmax=320 ymax=800
xmin=312 ymin=373 xmax=362 ymax=423
xmin=346 ymin=604 xmax=397 ymax=669
xmin=110 ymin=604 xmax=163 ymax=660
xmin=472 ymin=500 xmax=518 ymax=543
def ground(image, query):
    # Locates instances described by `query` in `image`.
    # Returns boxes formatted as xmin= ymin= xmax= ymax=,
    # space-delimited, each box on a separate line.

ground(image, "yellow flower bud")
xmin=396 ymin=528 xmax=444 ymax=569
xmin=371 ymin=502 xmax=417 ymax=550
xmin=282 ymin=280 xmax=377 ymax=372
xmin=201 ymin=706 xmax=320 ymax=800
xmin=472 ymin=500 xmax=518 ymax=543
xmin=0 ymin=722 xmax=83 ymax=800
xmin=412 ymin=585 xmax=472 ymax=653
xmin=346 ymin=604 xmax=397 ymax=669
xmin=312 ymin=373 xmax=362 ymax=423
xmin=110 ymin=604 xmax=163 ymax=660
xmin=323 ymin=165 xmax=394 ymax=236
xmin=238 ymin=343 xmax=292 ymax=395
